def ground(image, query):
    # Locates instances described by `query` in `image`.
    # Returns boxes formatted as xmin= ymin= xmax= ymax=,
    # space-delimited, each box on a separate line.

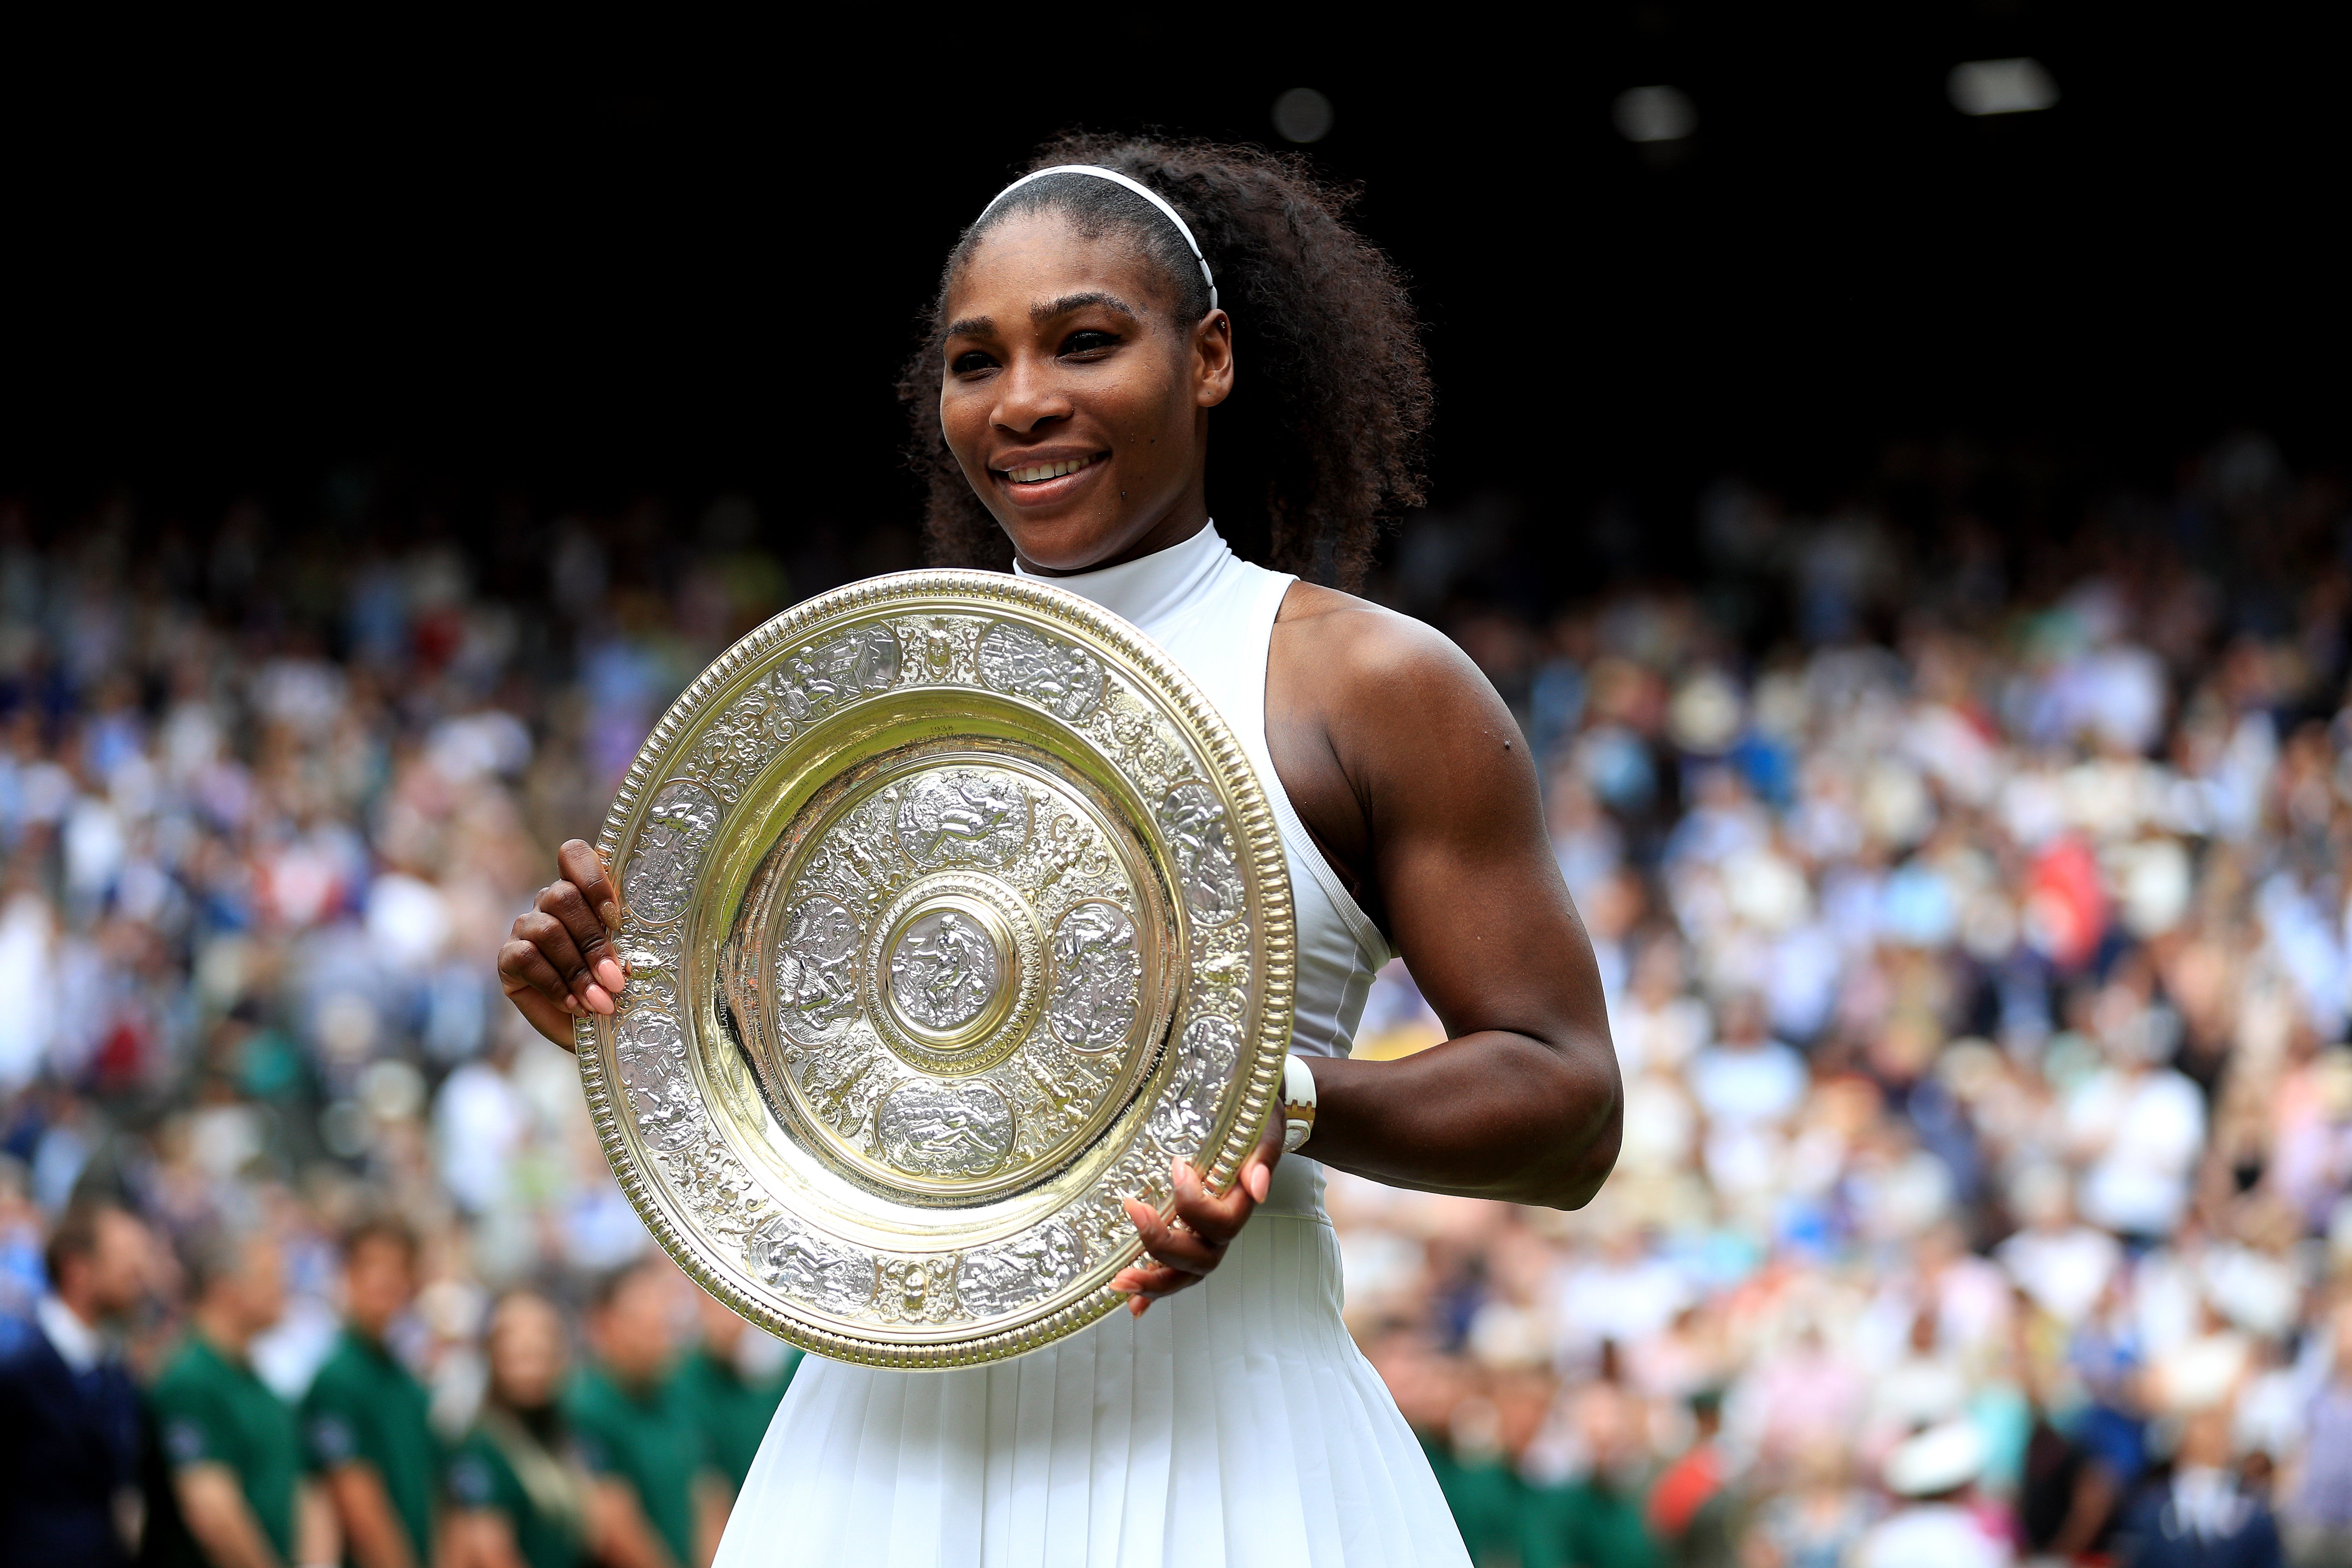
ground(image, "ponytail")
xmin=900 ymin=134 xmax=1432 ymax=590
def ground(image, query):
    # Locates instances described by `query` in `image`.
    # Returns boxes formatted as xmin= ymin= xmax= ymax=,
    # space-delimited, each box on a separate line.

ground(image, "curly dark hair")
xmin=900 ymin=132 xmax=1432 ymax=588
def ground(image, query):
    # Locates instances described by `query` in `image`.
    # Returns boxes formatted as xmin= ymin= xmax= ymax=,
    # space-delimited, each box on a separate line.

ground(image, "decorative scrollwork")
xmin=874 ymin=1256 xmax=963 ymax=1325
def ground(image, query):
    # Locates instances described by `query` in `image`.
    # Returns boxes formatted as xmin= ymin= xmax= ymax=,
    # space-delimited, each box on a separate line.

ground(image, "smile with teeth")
xmin=1001 ymin=454 xmax=1100 ymax=484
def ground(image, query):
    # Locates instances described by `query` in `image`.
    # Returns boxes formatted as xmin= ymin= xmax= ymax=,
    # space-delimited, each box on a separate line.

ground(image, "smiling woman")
xmin=902 ymin=134 xmax=1432 ymax=588
xmin=501 ymin=134 xmax=1619 ymax=1568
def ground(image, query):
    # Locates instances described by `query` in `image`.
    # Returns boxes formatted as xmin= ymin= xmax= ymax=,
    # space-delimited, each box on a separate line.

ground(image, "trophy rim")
xmin=573 ymin=567 xmax=1297 ymax=1368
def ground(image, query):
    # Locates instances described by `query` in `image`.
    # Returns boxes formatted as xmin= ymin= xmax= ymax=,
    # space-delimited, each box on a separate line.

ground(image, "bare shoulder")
xmin=1274 ymin=580 xmax=1513 ymax=729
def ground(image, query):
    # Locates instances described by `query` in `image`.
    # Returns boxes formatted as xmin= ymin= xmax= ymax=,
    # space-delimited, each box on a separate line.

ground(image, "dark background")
xmin=4 ymin=10 xmax=2346 ymax=579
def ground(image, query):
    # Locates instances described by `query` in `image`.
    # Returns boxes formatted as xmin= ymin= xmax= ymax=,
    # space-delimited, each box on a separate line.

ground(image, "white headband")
xmin=977 ymin=164 xmax=1218 ymax=312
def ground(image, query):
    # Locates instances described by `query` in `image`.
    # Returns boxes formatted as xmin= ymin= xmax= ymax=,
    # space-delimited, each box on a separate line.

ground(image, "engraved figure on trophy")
xmin=1047 ymin=901 xmax=1142 ymax=1050
xmin=1156 ymin=781 xmax=1246 ymax=925
xmin=1148 ymin=1013 xmax=1243 ymax=1156
xmin=776 ymin=896 xmax=863 ymax=1032
xmin=975 ymin=621 xmax=1106 ymax=719
xmin=886 ymin=910 xmax=1001 ymax=1033
xmin=624 ymin=781 xmax=723 ymax=924
xmin=875 ymin=1080 xmax=1016 ymax=1178
xmin=894 ymin=771 xmax=1031 ymax=869
xmin=746 ymin=1214 xmax=877 ymax=1317
xmin=776 ymin=624 xmax=901 ymax=723
xmin=956 ymin=1222 xmax=1085 ymax=1318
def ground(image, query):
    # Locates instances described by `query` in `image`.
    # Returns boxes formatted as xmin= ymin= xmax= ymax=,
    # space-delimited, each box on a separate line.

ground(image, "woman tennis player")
xmin=500 ymin=134 xmax=1622 ymax=1568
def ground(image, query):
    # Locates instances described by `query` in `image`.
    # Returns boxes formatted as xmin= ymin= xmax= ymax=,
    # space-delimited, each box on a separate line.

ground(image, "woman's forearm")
xmin=1304 ymin=1030 xmax=1621 ymax=1208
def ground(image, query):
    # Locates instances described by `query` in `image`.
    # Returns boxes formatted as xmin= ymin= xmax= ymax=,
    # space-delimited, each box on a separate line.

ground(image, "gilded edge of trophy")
xmin=573 ymin=568 xmax=1297 ymax=1369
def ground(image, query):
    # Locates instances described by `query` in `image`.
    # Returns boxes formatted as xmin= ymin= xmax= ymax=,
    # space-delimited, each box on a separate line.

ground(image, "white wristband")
xmin=1281 ymin=1054 xmax=1318 ymax=1153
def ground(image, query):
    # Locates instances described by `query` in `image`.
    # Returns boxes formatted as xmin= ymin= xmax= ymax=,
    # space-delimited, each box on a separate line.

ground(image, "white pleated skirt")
xmin=714 ymin=1175 xmax=1469 ymax=1568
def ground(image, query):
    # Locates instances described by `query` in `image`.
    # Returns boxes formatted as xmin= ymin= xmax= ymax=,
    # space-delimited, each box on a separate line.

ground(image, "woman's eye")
xmin=1060 ymin=330 xmax=1118 ymax=357
xmin=951 ymin=351 xmax=996 ymax=375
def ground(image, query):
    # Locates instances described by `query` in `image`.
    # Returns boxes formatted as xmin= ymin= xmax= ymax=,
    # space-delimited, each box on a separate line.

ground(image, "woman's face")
xmin=939 ymin=211 xmax=1232 ymax=573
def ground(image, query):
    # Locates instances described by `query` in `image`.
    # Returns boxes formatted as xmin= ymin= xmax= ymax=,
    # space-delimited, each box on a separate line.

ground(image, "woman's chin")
xmin=1000 ymin=513 xmax=1138 ymax=576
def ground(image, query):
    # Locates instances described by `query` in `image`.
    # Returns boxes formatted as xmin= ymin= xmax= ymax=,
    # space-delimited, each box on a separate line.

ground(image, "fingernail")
xmin=600 ymin=901 xmax=623 ymax=933
xmin=584 ymin=985 xmax=614 ymax=1014
xmin=597 ymin=958 xmax=627 ymax=991
xmin=562 ymin=995 xmax=582 ymax=1014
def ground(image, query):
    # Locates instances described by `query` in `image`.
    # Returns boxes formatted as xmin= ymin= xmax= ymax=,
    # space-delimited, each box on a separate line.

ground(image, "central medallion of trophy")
xmin=728 ymin=745 xmax=1176 ymax=1203
xmin=886 ymin=906 xmax=1002 ymax=1038
xmin=860 ymin=870 xmax=1041 ymax=1077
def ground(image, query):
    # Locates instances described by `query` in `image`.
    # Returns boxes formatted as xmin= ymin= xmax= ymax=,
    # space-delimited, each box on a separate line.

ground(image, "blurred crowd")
xmin=1340 ymin=434 xmax=2351 ymax=1567
xmin=0 ymin=433 xmax=2347 ymax=1565
xmin=0 ymin=489 xmax=828 ymax=1566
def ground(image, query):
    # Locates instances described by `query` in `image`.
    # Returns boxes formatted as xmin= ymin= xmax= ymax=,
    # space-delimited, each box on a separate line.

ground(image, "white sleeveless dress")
xmin=715 ymin=526 xmax=1472 ymax=1568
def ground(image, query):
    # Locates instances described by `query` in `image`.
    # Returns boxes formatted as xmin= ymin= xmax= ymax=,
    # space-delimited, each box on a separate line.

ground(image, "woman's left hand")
xmin=1112 ymin=1114 xmax=1286 ymax=1316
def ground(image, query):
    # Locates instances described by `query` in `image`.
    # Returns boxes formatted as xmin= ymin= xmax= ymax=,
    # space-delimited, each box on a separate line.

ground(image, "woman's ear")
xmin=1194 ymin=310 xmax=1234 ymax=409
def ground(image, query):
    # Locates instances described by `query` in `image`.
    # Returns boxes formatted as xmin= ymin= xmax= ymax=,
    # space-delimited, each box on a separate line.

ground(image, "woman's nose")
xmin=992 ymin=355 xmax=1072 ymax=432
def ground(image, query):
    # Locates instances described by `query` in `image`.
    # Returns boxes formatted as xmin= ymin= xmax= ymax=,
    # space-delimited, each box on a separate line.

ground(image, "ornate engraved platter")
xmin=576 ymin=571 xmax=1295 ymax=1367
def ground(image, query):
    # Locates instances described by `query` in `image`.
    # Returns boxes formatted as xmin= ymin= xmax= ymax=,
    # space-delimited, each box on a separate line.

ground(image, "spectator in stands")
xmin=2118 ymin=1402 xmax=2282 ymax=1568
xmin=447 ymin=1290 xmax=588 ymax=1568
xmin=302 ymin=1216 xmax=435 ymax=1568
xmin=672 ymin=1286 xmax=798 ymax=1501
xmin=1517 ymin=1354 xmax=1660 ymax=1568
xmin=1647 ymin=1388 xmax=1738 ymax=1568
xmin=2282 ymin=1300 xmax=2352 ymax=1565
xmin=0 ymin=1197 xmax=152 ymax=1565
xmin=565 ymin=1260 xmax=719 ymax=1568
xmin=1855 ymin=1420 xmax=2011 ymax=1568
xmin=148 ymin=1231 xmax=333 ymax=1568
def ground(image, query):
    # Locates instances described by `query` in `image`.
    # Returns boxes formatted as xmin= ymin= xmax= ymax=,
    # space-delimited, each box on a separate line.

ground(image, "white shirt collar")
xmin=1012 ymin=522 xmax=1230 ymax=640
xmin=37 ymin=1294 xmax=107 ymax=1374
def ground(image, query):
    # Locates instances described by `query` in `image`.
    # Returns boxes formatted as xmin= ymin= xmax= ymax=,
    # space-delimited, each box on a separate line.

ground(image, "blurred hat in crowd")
xmin=1884 ymin=1421 xmax=1985 ymax=1498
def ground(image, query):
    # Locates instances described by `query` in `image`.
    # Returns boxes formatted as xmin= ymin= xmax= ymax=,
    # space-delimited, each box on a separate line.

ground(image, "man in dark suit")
xmin=0 ymin=1197 xmax=155 ymax=1565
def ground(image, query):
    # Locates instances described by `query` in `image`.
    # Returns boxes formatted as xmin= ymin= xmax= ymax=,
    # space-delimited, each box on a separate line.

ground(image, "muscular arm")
xmin=174 ymin=1465 xmax=282 ymax=1568
xmin=322 ymin=1463 xmax=416 ymax=1568
xmin=1267 ymin=585 xmax=1620 ymax=1209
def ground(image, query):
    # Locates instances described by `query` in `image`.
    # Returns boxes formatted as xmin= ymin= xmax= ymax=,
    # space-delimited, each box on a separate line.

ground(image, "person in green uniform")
xmin=445 ymin=1291 xmax=589 ymax=1568
xmin=562 ymin=1260 xmax=721 ymax=1568
xmin=670 ymin=1287 xmax=800 ymax=1501
xmin=302 ymin=1217 xmax=436 ymax=1568
xmin=1433 ymin=1396 xmax=1532 ymax=1568
xmin=1519 ymin=1474 xmax=1661 ymax=1568
xmin=1517 ymin=1372 xmax=1663 ymax=1568
xmin=149 ymin=1231 xmax=332 ymax=1568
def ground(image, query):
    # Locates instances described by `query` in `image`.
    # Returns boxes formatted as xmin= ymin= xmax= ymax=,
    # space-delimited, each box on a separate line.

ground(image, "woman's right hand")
xmin=497 ymin=839 xmax=629 ymax=1049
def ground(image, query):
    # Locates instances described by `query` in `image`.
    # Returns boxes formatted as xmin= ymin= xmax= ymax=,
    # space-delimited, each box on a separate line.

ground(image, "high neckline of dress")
xmin=1011 ymin=521 xmax=1229 ymax=639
